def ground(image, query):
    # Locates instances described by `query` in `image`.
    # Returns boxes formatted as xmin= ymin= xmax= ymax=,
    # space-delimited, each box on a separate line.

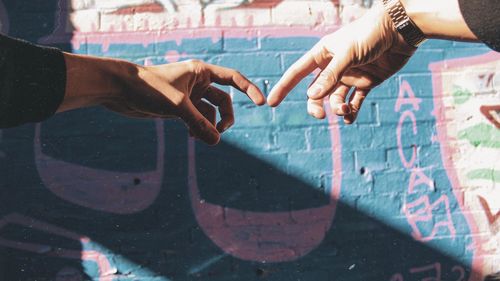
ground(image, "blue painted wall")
xmin=0 ymin=0 xmax=497 ymax=280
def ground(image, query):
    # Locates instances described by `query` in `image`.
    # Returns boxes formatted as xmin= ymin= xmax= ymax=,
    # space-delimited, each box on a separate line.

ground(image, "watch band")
xmin=383 ymin=0 xmax=426 ymax=47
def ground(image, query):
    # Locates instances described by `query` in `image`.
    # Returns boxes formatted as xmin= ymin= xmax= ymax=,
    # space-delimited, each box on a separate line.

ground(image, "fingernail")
xmin=341 ymin=104 xmax=351 ymax=114
xmin=308 ymin=86 xmax=322 ymax=98
xmin=311 ymin=107 xmax=321 ymax=117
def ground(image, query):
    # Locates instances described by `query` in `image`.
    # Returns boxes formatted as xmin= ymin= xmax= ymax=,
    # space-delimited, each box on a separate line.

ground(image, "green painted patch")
xmin=452 ymin=86 xmax=472 ymax=105
xmin=458 ymin=123 xmax=500 ymax=148
xmin=467 ymin=169 xmax=500 ymax=183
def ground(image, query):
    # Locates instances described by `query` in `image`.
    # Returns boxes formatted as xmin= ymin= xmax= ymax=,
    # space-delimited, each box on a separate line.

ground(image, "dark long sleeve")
xmin=458 ymin=0 xmax=500 ymax=52
xmin=0 ymin=34 xmax=66 ymax=128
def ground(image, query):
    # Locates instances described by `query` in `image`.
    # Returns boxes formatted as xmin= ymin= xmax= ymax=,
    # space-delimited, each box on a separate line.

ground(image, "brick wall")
xmin=0 ymin=0 xmax=499 ymax=280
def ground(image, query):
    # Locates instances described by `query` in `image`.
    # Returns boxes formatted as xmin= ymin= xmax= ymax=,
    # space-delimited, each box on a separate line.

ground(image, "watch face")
xmin=396 ymin=20 xmax=410 ymax=31
xmin=396 ymin=19 xmax=424 ymax=47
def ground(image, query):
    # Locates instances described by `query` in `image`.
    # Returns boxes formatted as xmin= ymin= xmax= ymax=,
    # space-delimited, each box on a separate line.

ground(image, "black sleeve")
xmin=458 ymin=0 xmax=500 ymax=52
xmin=0 ymin=34 xmax=66 ymax=128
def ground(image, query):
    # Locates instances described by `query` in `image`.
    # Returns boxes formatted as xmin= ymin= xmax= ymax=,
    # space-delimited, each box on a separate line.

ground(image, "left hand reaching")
xmin=61 ymin=55 xmax=266 ymax=145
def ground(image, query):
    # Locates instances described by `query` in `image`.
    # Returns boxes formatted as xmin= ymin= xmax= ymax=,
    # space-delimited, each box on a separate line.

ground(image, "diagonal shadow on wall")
xmin=0 ymin=112 xmax=479 ymax=280
xmin=0 ymin=1 xmax=483 ymax=279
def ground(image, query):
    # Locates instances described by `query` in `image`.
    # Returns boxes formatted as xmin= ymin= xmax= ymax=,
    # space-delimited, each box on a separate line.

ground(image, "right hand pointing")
xmin=267 ymin=4 xmax=416 ymax=124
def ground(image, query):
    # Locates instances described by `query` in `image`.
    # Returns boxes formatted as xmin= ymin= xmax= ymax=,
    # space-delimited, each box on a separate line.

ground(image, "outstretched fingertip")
xmin=266 ymin=97 xmax=279 ymax=107
xmin=266 ymin=87 xmax=284 ymax=107
xmin=255 ymin=95 xmax=267 ymax=106
xmin=247 ymin=84 xmax=266 ymax=106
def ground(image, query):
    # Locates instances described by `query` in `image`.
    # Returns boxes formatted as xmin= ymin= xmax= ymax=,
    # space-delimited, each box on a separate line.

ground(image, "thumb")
xmin=179 ymin=99 xmax=220 ymax=145
xmin=307 ymin=50 xmax=351 ymax=100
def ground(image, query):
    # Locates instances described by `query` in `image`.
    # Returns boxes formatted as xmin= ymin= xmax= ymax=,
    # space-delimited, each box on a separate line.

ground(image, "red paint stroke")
xmin=111 ymin=3 xmax=165 ymax=15
xmin=188 ymin=103 xmax=342 ymax=262
xmin=0 ymin=213 xmax=115 ymax=280
xmin=477 ymin=73 xmax=495 ymax=89
xmin=34 ymin=120 xmax=164 ymax=214
xmin=478 ymin=195 xmax=500 ymax=227
xmin=480 ymin=104 xmax=500 ymax=129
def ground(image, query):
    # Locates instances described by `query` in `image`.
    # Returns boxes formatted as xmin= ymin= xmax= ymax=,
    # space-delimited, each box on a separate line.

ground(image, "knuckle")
xmin=232 ymin=72 xmax=248 ymax=88
xmin=233 ymin=70 xmax=243 ymax=77
xmin=188 ymin=59 xmax=202 ymax=65
xmin=220 ymin=92 xmax=232 ymax=103
xmin=232 ymin=70 xmax=245 ymax=82
xmin=186 ymin=59 xmax=204 ymax=72
xmin=320 ymin=69 xmax=335 ymax=83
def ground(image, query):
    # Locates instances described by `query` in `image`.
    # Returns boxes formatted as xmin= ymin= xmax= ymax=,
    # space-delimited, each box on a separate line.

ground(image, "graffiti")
xmin=0 ymin=213 xmax=115 ymax=280
xmin=40 ymin=0 xmax=348 ymax=48
xmin=480 ymin=105 xmax=500 ymax=129
xmin=430 ymin=51 xmax=500 ymax=275
xmin=390 ymin=262 xmax=466 ymax=281
xmin=478 ymin=196 xmax=500 ymax=228
xmin=404 ymin=194 xmax=456 ymax=242
xmin=395 ymin=80 xmax=459 ymax=242
xmin=74 ymin=0 xmax=177 ymax=13
xmin=34 ymin=120 xmax=165 ymax=214
xmin=1 ymin=0 xmax=499 ymax=279
xmin=409 ymin=263 xmax=442 ymax=281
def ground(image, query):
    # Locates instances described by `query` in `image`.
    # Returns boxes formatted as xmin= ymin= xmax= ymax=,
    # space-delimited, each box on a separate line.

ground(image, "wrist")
xmin=400 ymin=0 xmax=477 ymax=41
xmin=60 ymin=53 xmax=139 ymax=112
xmin=383 ymin=0 xmax=426 ymax=47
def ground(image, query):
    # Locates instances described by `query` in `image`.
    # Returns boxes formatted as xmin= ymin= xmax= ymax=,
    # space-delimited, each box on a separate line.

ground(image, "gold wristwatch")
xmin=383 ymin=0 xmax=426 ymax=47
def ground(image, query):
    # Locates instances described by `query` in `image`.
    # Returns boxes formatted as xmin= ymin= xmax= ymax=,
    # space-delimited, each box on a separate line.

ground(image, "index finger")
xmin=267 ymin=50 xmax=318 ymax=107
xmin=204 ymin=64 xmax=266 ymax=106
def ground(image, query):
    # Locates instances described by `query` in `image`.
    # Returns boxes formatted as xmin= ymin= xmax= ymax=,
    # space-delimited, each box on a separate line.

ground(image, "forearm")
xmin=0 ymin=34 xmax=66 ymax=127
xmin=401 ymin=0 xmax=477 ymax=41
xmin=58 ymin=53 xmax=140 ymax=112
